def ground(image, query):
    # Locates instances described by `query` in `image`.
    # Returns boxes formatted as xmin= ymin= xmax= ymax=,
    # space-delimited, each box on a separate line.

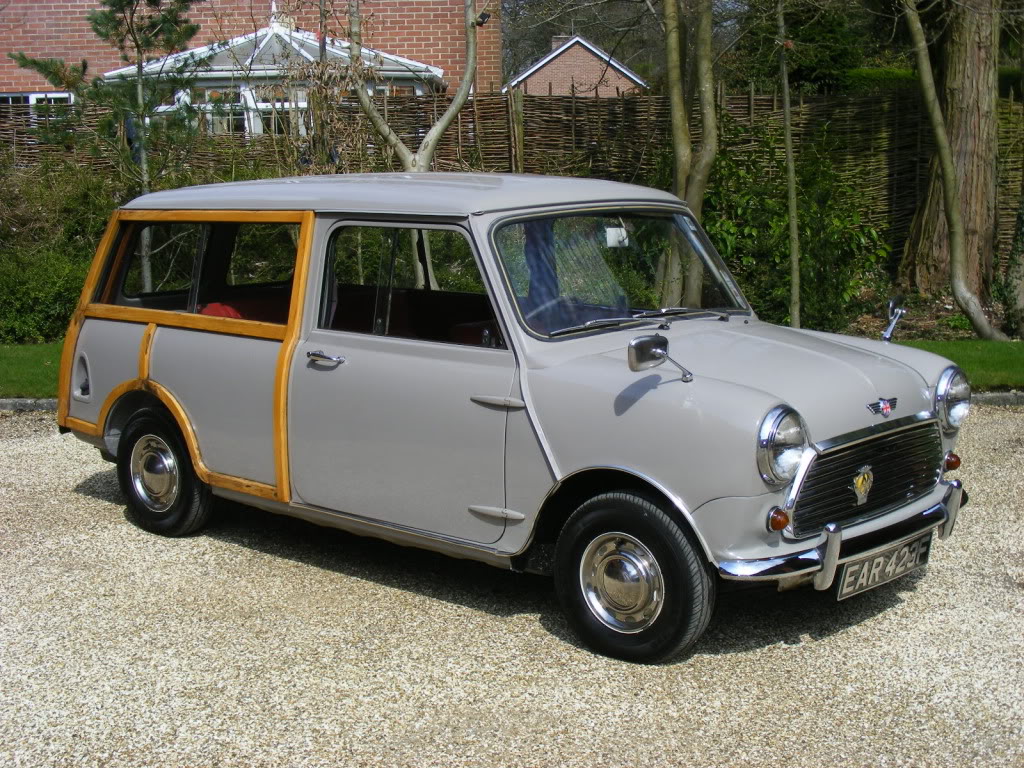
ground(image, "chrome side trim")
xmin=782 ymin=446 xmax=819 ymax=514
xmin=719 ymin=481 xmax=962 ymax=584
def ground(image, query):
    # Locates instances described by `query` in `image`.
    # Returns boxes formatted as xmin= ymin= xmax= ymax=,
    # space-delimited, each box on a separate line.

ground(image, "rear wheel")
xmin=554 ymin=492 xmax=715 ymax=663
xmin=117 ymin=410 xmax=212 ymax=536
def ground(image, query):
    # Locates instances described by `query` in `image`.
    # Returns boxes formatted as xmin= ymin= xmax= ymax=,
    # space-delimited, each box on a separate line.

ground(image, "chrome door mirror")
xmin=628 ymin=334 xmax=668 ymax=371
xmin=628 ymin=334 xmax=693 ymax=382
xmin=887 ymin=294 xmax=905 ymax=321
xmin=882 ymin=295 xmax=906 ymax=342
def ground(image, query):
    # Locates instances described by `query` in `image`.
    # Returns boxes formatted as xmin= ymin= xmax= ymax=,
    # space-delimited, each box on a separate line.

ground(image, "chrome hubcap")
xmin=129 ymin=434 xmax=179 ymax=513
xmin=580 ymin=532 xmax=664 ymax=634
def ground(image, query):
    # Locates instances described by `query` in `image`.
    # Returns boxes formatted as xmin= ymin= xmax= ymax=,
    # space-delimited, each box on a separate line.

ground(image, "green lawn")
xmin=900 ymin=340 xmax=1024 ymax=391
xmin=0 ymin=342 xmax=62 ymax=398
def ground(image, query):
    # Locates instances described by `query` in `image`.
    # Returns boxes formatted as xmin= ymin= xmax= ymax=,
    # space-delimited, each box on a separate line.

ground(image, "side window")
xmin=114 ymin=222 xmax=203 ymax=312
xmin=322 ymin=225 xmax=504 ymax=348
xmin=101 ymin=219 xmax=298 ymax=324
xmin=196 ymin=221 xmax=298 ymax=324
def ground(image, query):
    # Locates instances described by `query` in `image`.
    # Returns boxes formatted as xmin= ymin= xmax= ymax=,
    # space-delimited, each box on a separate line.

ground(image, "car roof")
xmin=121 ymin=173 xmax=686 ymax=216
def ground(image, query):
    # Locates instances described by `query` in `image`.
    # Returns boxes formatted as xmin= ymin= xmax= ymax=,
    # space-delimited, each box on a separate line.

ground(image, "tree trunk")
xmin=135 ymin=55 xmax=152 ymax=293
xmin=1005 ymin=37 xmax=1024 ymax=337
xmin=657 ymin=0 xmax=691 ymax=306
xmin=777 ymin=0 xmax=801 ymax=328
xmin=900 ymin=0 xmax=1001 ymax=301
xmin=681 ymin=0 xmax=717 ymax=307
xmin=902 ymin=0 xmax=1009 ymax=340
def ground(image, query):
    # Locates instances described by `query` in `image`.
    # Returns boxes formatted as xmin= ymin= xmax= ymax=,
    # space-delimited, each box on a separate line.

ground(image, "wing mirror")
xmin=881 ymin=295 xmax=906 ymax=342
xmin=628 ymin=334 xmax=693 ymax=382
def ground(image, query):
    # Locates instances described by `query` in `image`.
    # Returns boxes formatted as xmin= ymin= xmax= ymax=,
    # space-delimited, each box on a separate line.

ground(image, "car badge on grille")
xmin=867 ymin=397 xmax=897 ymax=417
xmin=850 ymin=465 xmax=874 ymax=506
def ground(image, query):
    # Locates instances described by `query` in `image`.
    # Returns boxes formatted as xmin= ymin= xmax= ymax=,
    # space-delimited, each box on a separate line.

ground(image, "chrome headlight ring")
xmin=757 ymin=405 xmax=809 ymax=486
xmin=935 ymin=366 xmax=971 ymax=435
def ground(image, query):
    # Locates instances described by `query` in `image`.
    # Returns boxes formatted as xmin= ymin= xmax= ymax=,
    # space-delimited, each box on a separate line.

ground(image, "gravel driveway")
xmin=1 ymin=405 xmax=1022 ymax=767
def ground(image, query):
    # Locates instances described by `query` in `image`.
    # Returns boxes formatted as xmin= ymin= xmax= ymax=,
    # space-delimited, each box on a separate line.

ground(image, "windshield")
xmin=493 ymin=211 xmax=748 ymax=337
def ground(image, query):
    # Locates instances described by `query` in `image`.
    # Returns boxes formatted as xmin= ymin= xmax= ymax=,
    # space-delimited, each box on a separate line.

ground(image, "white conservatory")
xmin=102 ymin=15 xmax=446 ymax=137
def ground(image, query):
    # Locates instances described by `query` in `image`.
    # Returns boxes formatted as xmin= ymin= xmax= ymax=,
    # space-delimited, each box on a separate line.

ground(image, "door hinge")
xmin=468 ymin=505 xmax=526 ymax=521
xmin=470 ymin=395 xmax=526 ymax=409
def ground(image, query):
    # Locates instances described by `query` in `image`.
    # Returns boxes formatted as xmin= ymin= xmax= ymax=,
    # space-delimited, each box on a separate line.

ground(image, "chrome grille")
xmin=792 ymin=421 xmax=943 ymax=538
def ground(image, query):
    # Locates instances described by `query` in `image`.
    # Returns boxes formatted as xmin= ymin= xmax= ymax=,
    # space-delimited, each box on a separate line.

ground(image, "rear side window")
xmin=196 ymin=222 xmax=298 ymax=324
xmin=118 ymin=222 xmax=203 ymax=312
xmin=100 ymin=218 xmax=299 ymax=324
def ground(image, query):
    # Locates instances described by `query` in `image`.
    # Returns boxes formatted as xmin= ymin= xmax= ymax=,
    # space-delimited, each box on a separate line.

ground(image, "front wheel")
xmin=554 ymin=492 xmax=715 ymax=663
xmin=117 ymin=409 xmax=212 ymax=536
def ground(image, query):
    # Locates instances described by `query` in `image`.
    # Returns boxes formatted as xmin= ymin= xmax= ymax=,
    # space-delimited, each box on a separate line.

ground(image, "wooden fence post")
xmin=510 ymin=87 xmax=525 ymax=173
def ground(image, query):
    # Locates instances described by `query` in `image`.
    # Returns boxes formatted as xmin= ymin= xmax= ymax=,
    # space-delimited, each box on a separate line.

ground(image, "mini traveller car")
xmin=59 ymin=173 xmax=970 ymax=662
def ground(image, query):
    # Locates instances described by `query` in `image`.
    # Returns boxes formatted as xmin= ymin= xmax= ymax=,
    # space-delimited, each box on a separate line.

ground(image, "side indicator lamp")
xmin=944 ymin=452 xmax=961 ymax=471
xmin=767 ymin=506 xmax=790 ymax=532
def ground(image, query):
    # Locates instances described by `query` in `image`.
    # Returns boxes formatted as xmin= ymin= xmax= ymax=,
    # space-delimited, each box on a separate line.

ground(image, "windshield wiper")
xmin=548 ymin=316 xmax=659 ymax=337
xmin=633 ymin=307 xmax=730 ymax=322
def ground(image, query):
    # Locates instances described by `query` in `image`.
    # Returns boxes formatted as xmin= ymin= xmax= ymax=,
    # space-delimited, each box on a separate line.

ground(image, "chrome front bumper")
xmin=718 ymin=480 xmax=965 ymax=590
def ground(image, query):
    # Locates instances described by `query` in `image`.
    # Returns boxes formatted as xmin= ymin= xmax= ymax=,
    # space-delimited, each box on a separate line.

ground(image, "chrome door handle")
xmin=306 ymin=350 xmax=345 ymax=364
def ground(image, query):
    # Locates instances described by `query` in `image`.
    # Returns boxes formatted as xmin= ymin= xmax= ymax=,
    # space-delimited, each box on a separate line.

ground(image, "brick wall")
xmin=0 ymin=0 xmax=501 ymax=93
xmin=517 ymin=43 xmax=641 ymax=97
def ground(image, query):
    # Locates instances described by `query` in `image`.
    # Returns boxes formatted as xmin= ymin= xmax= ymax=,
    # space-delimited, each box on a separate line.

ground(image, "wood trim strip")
xmin=83 ymin=304 xmax=288 ymax=341
xmin=272 ymin=210 xmax=316 ymax=503
xmin=118 ymin=209 xmax=306 ymax=223
xmin=58 ymin=215 xmax=122 ymax=426
xmin=82 ymin=379 xmax=279 ymax=501
xmin=138 ymin=323 xmax=157 ymax=380
xmin=205 ymin=471 xmax=279 ymax=499
xmin=64 ymin=416 xmax=101 ymax=436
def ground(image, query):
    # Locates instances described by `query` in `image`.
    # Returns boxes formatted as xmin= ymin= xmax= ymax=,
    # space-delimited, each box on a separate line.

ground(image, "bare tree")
xmin=902 ymin=0 xmax=1009 ymax=340
xmin=347 ymin=0 xmax=484 ymax=172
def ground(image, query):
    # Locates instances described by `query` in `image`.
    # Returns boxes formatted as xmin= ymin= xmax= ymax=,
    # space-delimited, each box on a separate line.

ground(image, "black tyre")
xmin=116 ymin=409 xmax=212 ymax=536
xmin=554 ymin=492 xmax=715 ymax=663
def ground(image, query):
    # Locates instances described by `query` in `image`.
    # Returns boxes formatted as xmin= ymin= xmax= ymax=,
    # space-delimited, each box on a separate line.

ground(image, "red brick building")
xmin=504 ymin=35 xmax=646 ymax=97
xmin=0 ymin=0 xmax=501 ymax=97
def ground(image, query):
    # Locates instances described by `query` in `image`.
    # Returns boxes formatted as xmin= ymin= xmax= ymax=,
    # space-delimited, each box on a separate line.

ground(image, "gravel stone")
xmin=1 ymin=406 xmax=1021 ymax=767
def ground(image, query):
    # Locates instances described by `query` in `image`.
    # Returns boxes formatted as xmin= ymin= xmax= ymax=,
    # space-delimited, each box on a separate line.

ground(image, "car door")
xmin=288 ymin=221 xmax=517 ymax=545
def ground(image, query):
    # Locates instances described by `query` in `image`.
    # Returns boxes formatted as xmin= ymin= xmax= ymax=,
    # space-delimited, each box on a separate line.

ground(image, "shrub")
xmin=699 ymin=120 xmax=888 ymax=331
xmin=0 ymin=155 xmax=120 ymax=343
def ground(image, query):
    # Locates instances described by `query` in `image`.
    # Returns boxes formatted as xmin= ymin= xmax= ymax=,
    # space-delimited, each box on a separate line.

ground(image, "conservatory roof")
xmin=103 ymin=19 xmax=445 ymax=85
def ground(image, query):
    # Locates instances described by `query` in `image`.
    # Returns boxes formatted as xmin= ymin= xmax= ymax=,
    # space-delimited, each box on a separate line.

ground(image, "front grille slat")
xmin=791 ymin=421 xmax=943 ymax=537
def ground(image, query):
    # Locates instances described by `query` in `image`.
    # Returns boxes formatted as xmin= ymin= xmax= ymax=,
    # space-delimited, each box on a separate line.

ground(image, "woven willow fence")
xmin=3 ymin=91 xmax=1024 ymax=261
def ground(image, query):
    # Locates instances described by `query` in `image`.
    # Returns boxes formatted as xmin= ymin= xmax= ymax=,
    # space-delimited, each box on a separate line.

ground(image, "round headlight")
xmin=936 ymin=366 xmax=971 ymax=434
xmin=757 ymin=406 xmax=809 ymax=486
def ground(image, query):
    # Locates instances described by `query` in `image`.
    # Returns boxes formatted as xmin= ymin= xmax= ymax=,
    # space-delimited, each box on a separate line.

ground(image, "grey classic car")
xmin=58 ymin=173 xmax=969 ymax=662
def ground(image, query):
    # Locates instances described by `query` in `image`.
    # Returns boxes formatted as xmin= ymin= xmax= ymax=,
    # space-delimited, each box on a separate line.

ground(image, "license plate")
xmin=836 ymin=531 xmax=933 ymax=600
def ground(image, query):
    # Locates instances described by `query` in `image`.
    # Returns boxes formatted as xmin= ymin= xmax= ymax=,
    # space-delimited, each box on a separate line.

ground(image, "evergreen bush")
xmin=698 ymin=120 xmax=889 ymax=331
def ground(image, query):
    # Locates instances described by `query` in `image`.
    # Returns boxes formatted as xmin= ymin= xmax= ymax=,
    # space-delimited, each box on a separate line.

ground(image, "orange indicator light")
xmin=944 ymin=452 xmax=961 ymax=471
xmin=767 ymin=507 xmax=790 ymax=532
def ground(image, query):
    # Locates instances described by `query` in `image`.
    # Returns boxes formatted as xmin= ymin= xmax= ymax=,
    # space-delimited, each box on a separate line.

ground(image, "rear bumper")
xmin=717 ymin=480 xmax=965 ymax=590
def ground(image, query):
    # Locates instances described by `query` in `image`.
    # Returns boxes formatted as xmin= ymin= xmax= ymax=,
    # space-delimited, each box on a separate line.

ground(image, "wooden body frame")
xmin=58 ymin=209 xmax=316 ymax=503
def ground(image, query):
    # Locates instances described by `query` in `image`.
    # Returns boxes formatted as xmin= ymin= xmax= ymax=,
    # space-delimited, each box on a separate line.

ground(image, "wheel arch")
xmin=512 ymin=467 xmax=714 ymax=575
xmin=100 ymin=381 xmax=206 ymax=483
